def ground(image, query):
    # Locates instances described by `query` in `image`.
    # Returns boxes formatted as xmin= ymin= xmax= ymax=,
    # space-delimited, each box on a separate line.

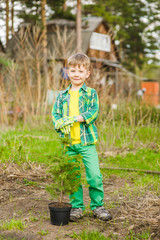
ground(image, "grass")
xmin=101 ymin=148 xmax=160 ymax=192
xmin=0 ymin=218 xmax=26 ymax=231
xmin=0 ymin=122 xmax=60 ymax=165
xmin=23 ymin=178 xmax=39 ymax=187
xmin=125 ymin=230 xmax=151 ymax=240
xmin=98 ymin=125 xmax=160 ymax=150
xmin=1 ymin=121 xmax=160 ymax=164
xmin=102 ymin=148 xmax=160 ymax=171
xmin=0 ymin=118 xmax=159 ymax=239
xmin=70 ymin=229 xmax=152 ymax=240
xmin=37 ymin=230 xmax=48 ymax=236
xmin=71 ymin=230 xmax=108 ymax=240
xmin=0 ymin=121 xmax=159 ymax=191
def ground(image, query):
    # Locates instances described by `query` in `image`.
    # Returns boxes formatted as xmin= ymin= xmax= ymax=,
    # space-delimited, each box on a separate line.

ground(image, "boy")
xmin=52 ymin=53 xmax=112 ymax=222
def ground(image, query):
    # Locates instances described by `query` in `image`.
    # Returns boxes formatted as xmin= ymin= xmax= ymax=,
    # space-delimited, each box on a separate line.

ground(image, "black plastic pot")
xmin=48 ymin=202 xmax=72 ymax=226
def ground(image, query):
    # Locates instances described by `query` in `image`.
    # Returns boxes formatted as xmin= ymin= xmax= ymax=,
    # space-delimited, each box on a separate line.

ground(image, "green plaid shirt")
xmin=52 ymin=83 xmax=99 ymax=146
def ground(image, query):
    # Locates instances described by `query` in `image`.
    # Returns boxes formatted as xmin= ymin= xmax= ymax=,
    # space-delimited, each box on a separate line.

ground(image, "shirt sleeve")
xmin=81 ymin=89 xmax=99 ymax=127
xmin=52 ymin=93 xmax=63 ymax=130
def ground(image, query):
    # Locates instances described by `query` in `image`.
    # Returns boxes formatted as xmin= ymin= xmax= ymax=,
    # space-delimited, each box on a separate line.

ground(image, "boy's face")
xmin=67 ymin=64 xmax=90 ymax=89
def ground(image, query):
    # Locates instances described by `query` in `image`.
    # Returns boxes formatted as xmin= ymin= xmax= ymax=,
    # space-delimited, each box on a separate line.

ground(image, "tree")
xmin=17 ymin=0 xmax=42 ymax=24
xmin=47 ymin=0 xmax=75 ymax=20
xmin=5 ymin=0 xmax=9 ymax=45
xmin=15 ymin=0 xmax=75 ymax=23
xmin=11 ymin=0 xmax=14 ymax=35
xmin=45 ymin=136 xmax=82 ymax=204
xmin=76 ymin=0 xmax=82 ymax=52
xmin=41 ymin=0 xmax=47 ymax=70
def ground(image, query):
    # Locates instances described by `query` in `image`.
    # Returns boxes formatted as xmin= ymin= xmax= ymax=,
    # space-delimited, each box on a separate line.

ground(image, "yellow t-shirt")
xmin=69 ymin=90 xmax=81 ymax=145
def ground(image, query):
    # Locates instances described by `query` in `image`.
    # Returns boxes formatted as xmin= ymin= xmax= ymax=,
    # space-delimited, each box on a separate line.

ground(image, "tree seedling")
xmin=45 ymin=136 xmax=83 ymax=205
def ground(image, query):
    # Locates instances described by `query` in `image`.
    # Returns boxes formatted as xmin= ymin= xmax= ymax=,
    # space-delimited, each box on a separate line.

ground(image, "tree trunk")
xmin=0 ymin=75 xmax=9 ymax=125
xmin=35 ymin=51 xmax=41 ymax=115
xmin=41 ymin=0 xmax=49 ymax=116
xmin=11 ymin=0 xmax=14 ymax=35
xmin=63 ymin=0 xmax=67 ymax=11
xmin=41 ymin=0 xmax=47 ymax=71
xmin=76 ymin=0 xmax=81 ymax=52
xmin=60 ymin=180 xmax=63 ymax=203
xmin=6 ymin=0 xmax=9 ymax=45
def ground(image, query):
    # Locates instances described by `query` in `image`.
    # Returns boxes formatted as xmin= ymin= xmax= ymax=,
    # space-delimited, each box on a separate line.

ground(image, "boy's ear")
xmin=87 ymin=71 xmax=90 ymax=78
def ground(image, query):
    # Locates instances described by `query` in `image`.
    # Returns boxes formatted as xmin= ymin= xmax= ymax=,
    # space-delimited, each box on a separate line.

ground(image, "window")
xmin=90 ymin=32 xmax=111 ymax=52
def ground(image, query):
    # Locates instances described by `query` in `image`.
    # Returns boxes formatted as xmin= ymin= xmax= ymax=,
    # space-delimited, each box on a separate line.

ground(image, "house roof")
xmin=47 ymin=17 xmax=119 ymax=61
xmin=90 ymin=57 xmax=121 ymax=68
xmin=82 ymin=17 xmax=104 ymax=32
xmin=47 ymin=19 xmax=75 ymax=28
xmin=47 ymin=17 xmax=105 ymax=54
xmin=7 ymin=17 xmax=120 ymax=64
xmin=47 ymin=17 xmax=103 ymax=31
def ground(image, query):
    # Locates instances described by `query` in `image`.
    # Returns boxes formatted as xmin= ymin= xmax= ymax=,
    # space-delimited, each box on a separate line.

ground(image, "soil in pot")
xmin=48 ymin=202 xmax=72 ymax=226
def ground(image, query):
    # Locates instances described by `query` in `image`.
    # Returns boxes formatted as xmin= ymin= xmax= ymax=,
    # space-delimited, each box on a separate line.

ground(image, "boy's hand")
xmin=62 ymin=116 xmax=78 ymax=124
xmin=61 ymin=125 xmax=71 ymax=135
xmin=55 ymin=116 xmax=78 ymax=129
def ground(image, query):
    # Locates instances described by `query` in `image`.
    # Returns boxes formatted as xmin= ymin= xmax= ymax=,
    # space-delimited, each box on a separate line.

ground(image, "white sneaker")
xmin=93 ymin=206 xmax=112 ymax=221
xmin=69 ymin=208 xmax=83 ymax=222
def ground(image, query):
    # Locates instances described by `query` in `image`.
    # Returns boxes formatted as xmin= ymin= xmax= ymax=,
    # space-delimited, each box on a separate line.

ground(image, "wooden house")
xmin=46 ymin=17 xmax=140 ymax=99
xmin=46 ymin=17 xmax=120 ymax=62
xmin=6 ymin=17 xmax=140 ymax=100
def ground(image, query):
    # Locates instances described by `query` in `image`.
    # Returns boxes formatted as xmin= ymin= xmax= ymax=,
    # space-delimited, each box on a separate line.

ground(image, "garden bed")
xmin=0 ymin=162 xmax=159 ymax=240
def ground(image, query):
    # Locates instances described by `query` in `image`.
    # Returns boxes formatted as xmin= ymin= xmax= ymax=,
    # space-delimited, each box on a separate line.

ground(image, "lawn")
xmin=0 ymin=120 xmax=160 ymax=240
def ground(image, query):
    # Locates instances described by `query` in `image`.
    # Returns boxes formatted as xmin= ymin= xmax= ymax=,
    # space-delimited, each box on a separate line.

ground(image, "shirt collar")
xmin=81 ymin=83 xmax=87 ymax=92
xmin=63 ymin=84 xmax=72 ymax=93
xmin=63 ymin=83 xmax=87 ymax=93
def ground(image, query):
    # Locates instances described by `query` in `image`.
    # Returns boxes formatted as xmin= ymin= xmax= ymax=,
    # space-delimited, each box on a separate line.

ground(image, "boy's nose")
xmin=74 ymin=71 xmax=79 ymax=76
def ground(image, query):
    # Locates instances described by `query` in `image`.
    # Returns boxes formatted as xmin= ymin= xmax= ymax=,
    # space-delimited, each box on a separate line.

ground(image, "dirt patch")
xmin=0 ymin=163 xmax=160 ymax=240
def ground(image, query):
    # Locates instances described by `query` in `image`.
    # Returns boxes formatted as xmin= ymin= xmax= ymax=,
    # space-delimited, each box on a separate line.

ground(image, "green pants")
xmin=67 ymin=143 xmax=104 ymax=210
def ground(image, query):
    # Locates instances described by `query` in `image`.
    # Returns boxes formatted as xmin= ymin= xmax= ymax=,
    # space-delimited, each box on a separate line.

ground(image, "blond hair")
xmin=68 ymin=53 xmax=90 ymax=70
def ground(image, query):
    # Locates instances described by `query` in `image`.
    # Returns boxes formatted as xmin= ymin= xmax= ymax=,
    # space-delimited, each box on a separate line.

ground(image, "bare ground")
xmin=0 ymin=162 xmax=160 ymax=240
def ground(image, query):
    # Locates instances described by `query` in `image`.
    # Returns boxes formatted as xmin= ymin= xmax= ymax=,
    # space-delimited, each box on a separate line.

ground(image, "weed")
xmin=105 ymin=200 xmax=121 ymax=209
xmin=71 ymin=230 xmax=109 ymax=240
xmin=28 ymin=211 xmax=38 ymax=222
xmin=29 ymin=216 xmax=38 ymax=222
xmin=0 ymin=136 xmax=29 ymax=165
xmin=39 ymin=215 xmax=49 ymax=220
xmin=37 ymin=230 xmax=48 ymax=236
xmin=23 ymin=178 xmax=38 ymax=187
xmin=9 ymin=194 xmax=13 ymax=202
xmin=125 ymin=229 xmax=151 ymax=240
xmin=0 ymin=218 xmax=26 ymax=231
xmin=97 ymin=114 xmax=160 ymax=152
